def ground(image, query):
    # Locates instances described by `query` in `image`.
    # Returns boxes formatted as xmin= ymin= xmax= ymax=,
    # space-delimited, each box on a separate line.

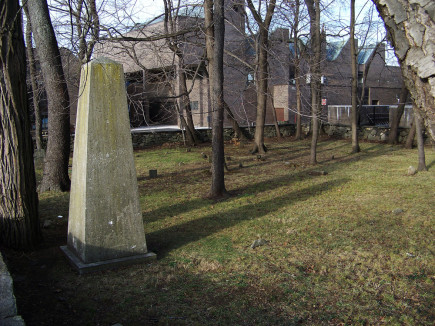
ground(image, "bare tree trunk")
xmin=405 ymin=118 xmax=416 ymax=149
xmin=415 ymin=112 xmax=427 ymax=171
xmin=373 ymin=0 xmax=435 ymax=141
xmin=0 ymin=0 xmax=41 ymax=249
xmin=24 ymin=5 xmax=43 ymax=151
xmin=305 ymin=0 xmax=322 ymax=165
xmin=252 ymin=32 xmax=269 ymax=154
xmin=206 ymin=0 xmax=227 ymax=198
xmin=75 ymin=0 xmax=100 ymax=63
xmin=163 ymin=0 xmax=198 ymax=146
xmin=247 ymin=0 xmax=276 ymax=154
xmin=350 ymin=0 xmax=360 ymax=153
xmin=178 ymin=66 xmax=199 ymax=145
xmin=27 ymin=0 xmax=71 ymax=192
xmin=389 ymin=82 xmax=408 ymax=144
xmin=293 ymin=0 xmax=303 ymax=140
xmin=294 ymin=62 xmax=303 ymax=139
xmin=175 ymin=102 xmax=195 ymax=145
xmin=223 ymin=101 xmax=249 ymax=141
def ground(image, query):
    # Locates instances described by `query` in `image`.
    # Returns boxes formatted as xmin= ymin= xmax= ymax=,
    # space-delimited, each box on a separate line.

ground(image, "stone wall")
xmin=35 ymin=123 xmax=429 ymax=152
xmin=129 ymin=123 xmax=431 ymax=149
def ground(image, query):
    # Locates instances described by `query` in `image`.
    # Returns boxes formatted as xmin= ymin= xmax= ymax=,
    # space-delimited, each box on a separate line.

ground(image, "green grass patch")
xmin=4 ymin=139 xmax=435 ymax=325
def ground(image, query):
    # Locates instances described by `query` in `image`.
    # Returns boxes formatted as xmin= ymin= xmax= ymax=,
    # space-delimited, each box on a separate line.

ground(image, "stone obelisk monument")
xmin=61 ymin=57 xmax=155 ymax=273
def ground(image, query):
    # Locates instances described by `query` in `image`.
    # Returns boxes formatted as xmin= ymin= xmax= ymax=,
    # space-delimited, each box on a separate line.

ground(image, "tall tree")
xmin=247 ymin=0 xmax=276 ymax=154
xmin=0 ymin=0 xmax=41 ymax=249
xmin=305 ymin=0 xmax=322 ymax=164
xmin=293 ymin=0 xmax=304 ymax=140
xmin=350 ymin=0 xmax=360 ymax=153
xmin=27 ymin=0 xmax=72 ymax=192
xmin=204 ymin=0 xmax=227 ymax=198
xmin=373 ymin=0 xmax=435 ymax=142
xmin=24 ymin=5 xmax=43 ymax=151
xmin=48 ymin=0 xmax=100 ymax=64
xmin=163 ymin=0 xmax=199 ymax=146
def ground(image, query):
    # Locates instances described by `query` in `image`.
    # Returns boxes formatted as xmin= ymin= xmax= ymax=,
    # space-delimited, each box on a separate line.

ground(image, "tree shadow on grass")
xmin=142 ymin=144 xmax=392 ymax=224
xmin=146 ymin=178 xmax=348 ymax=258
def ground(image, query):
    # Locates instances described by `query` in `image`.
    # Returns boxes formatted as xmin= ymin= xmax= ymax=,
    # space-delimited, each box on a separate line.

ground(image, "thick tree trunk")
xmin=305 ymin=0 xmax=322 ymax=165
xmin=350 ymin=0 xmax=360 ymax=153
xmin=24 ymin=5 xmax=43 ymax=151
xmin=0 ymin=0 xmax=41 ymax=249
xmin=389 ymin=82 xmax=408 ymax=144
xmin=27 ymin=0 xmax=71 ymax=192
xmin=209 ymin=0 xmax=227 ymax=198
xmin=415 ymin=112 xmax=427 ymax=171
xmin=373 ymin=0 xmax=435 ymax=141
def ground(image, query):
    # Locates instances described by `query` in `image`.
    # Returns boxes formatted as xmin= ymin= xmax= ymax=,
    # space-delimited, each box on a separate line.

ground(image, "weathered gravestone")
xmin=61 ymin=57 xmax=156 ymax=274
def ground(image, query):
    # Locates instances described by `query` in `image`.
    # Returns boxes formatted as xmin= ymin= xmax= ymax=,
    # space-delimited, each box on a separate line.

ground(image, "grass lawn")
xmin=4 ymin=138 xmax=435 ymax=325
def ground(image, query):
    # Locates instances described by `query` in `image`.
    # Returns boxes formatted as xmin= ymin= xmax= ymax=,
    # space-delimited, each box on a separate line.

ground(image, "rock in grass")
xmin=392 ymin=208 xmax=404 ymax=214
xmin=251 ymin=239 xmax=268 ymax=249
xmin=308 ymin=170 xmax=328 ymax=176
xmin=407 ymin=166 xmax=417 ymax=176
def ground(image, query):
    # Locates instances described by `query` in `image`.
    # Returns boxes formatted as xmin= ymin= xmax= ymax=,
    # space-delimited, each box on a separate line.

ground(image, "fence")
xmin=328 ymin=105 xmax=413 ymax=127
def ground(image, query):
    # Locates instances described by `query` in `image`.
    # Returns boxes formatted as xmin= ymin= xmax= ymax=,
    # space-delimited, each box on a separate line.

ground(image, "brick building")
xmin=94 ymin=2 xmax=405 ymax=129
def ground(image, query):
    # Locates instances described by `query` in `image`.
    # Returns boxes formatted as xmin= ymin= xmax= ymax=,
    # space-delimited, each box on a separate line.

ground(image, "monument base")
xmin=60 ymin=245 xmax=156 ymax=274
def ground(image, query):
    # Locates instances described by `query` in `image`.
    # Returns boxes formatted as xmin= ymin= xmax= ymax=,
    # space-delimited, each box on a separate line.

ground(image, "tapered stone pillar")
xmin=61 ymin=57 xmax=155 ymax=274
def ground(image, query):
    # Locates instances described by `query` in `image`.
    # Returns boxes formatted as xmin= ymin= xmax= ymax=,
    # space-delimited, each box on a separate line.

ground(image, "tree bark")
xmin=405 ymin=118 xmax=416 ymax=149
xmin=388 ymin=81 xmax=408 ymax=144
xmin=247 ymin=0 xmax=276 ymax=155
xmin=24 ymin=5 xmax=43 ymax=151
xmin=163 ymin=0 xmax=198 ymax=146
xmin=27 ymin=0 xmax=71 ymax=192
xmin=373 ymin=0 xmax=435 ymax=141
xmin=415 ymin=111 xmax=427 ymax=171
xmin=178 ymin=65 xmax=199 ymax=145
xmin=293 ymin=0 xmax=303 ymax=140
xmin=305 ymin=0 xmax=322 ymax=164
xmin=223 ymin=101 xmax=249 ymax=141
xmin=0 ymin=0 xmax=41 ymax=249
xmin=206 ymin=0 xmax=227 ymax=198
xmin=350 ymin=0 xmax=360 ymax=153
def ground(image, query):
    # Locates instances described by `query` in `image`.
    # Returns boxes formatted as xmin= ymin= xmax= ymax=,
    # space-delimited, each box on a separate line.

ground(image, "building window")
xmin=247 ymin=72 xmax=255 ymax=85
xmin=372 ymin=100 xmax=379 ymax=105
xmin=191 ymin=101 xmax=199 ymax=110
xmin=321 ymin=75 xmax=327 ymax=85
xmin=358 ymin=71 xmax=364 ymax=85
xmin=306 ymin=73 xmax=311 ymax=84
